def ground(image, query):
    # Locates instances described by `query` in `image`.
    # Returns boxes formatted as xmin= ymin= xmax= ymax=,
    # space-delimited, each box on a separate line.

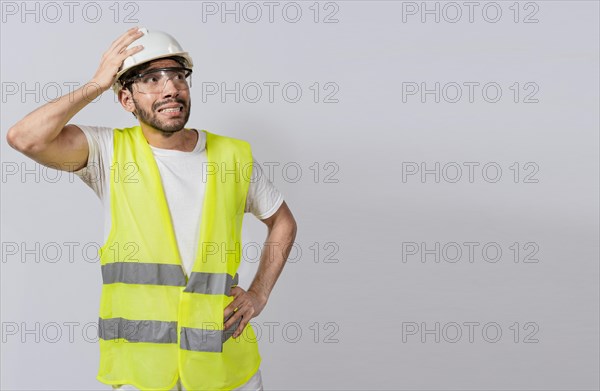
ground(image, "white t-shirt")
xmin=73 ymin=125 xmax=284 ymax=278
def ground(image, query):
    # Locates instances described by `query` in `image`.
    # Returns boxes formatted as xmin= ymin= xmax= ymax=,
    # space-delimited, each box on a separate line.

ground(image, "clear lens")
xmin=129 ymin=67 xmax=192 ymax=94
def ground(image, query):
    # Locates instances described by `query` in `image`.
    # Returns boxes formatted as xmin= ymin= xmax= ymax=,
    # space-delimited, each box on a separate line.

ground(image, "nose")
xmin=160 ymin=77 xmax=179 ymax=97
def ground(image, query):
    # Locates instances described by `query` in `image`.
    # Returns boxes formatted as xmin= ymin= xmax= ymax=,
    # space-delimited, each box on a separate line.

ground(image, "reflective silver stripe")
xmin=180 ymin=316 xmax=242 ymax=353
xmin=101 ymin=263 xmax=186 ymax=286
xmin=184 ymin=272 xmax=239 ymax=295
xmin=98 ymin=317 xmax=177 ymax=343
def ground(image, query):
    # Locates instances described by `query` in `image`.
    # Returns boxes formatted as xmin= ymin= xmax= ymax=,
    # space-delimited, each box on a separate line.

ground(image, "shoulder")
xmin=71 ymin=124 xmax=115 ymax=152
xmin=113 ymin=125 xmax=139 ymax=141
xmin=204 ymin=130 xmax=252 ymax=151
xmin=75 ymin=124 xmax=114 ymax=138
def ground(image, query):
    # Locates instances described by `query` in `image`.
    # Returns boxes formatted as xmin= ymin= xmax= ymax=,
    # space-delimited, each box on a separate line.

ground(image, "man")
xmin=6 ymin=27 xmax=297 ymax=391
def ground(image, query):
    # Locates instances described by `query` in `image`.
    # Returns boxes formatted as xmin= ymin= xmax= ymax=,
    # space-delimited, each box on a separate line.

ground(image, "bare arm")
xmin=224 ymin=201 xmax=298 ymax=336
xmin=248 ymin=200 xmax=298 ymax=305
xmin=5 ymin=27 xmax=144 ymax=172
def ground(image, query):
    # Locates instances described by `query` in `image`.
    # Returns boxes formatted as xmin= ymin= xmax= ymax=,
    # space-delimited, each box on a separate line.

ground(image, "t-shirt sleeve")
xmin=72 ymin=124 xmax=113 ymax=201
xmin=245 ymin=157 xmax=284 ymax=220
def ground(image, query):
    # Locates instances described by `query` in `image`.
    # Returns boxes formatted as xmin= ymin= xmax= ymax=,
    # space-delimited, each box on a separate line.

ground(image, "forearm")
xmin=8 ymin=80 xmax=104 ymax=151
xmin=8 ymin=27 xmax=143 ymax=157
xmin=248 ymin=214 xmax=297 ymax=305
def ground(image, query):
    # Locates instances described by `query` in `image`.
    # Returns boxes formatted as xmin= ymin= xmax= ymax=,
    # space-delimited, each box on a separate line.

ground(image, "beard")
xmin=134 ymin=98 xmax=191 ymax=135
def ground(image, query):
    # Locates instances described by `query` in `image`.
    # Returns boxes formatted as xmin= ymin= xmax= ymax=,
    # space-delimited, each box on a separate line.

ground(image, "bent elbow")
xmin=6 ymin=125 xmax=45 ymax=154
xmin=6 ymin=126 xmax=25 ymax=151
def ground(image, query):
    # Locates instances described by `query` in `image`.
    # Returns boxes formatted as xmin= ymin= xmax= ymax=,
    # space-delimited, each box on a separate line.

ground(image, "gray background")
xmin=1 ymin=1 xmax=598 ymax=390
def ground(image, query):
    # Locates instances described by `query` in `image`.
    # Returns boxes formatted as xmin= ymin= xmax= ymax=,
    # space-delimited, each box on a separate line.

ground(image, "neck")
xmin=140 ymin=124 xmax=198 ymax=152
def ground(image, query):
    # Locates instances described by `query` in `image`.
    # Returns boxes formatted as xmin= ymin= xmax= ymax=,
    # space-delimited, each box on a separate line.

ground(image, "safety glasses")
xmin=124 ymin=67 xmax=193 ymax=94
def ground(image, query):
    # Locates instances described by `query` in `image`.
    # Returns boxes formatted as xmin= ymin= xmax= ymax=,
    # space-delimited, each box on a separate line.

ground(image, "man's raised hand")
xmin=91 ymin=27 xmax=145 ymax=92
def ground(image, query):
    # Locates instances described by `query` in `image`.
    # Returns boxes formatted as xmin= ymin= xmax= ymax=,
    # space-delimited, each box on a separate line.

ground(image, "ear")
xmin=118 ymin=88 xmax=136 ymax=114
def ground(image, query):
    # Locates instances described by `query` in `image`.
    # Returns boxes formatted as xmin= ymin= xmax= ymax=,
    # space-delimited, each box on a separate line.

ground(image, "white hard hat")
xmin=112 ymin=27 xmax=194 ymax=94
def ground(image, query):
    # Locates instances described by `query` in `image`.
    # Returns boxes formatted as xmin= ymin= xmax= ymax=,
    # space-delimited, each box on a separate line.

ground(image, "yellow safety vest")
xmin=96 ymin=125 xmax=261 ymax=390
